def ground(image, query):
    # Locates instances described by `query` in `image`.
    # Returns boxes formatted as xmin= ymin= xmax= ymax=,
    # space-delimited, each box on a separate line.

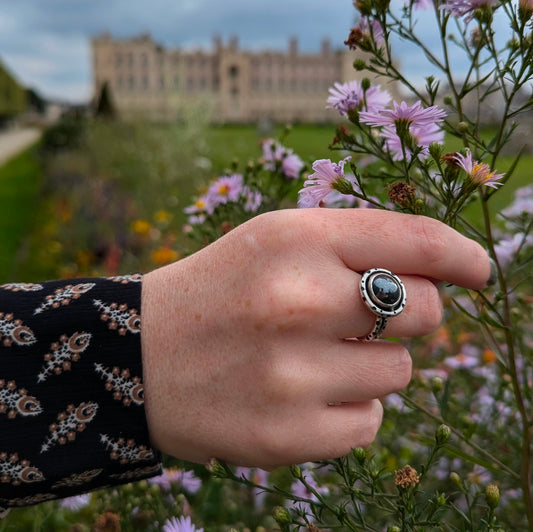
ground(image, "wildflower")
xmin=486 ymin=484 xmax=500 ymax=509
xmin=382 ymin=122 xmax=444 ymax=160
xmin=297 ymin=157 xmax=353 ymax=208
xmin=206 ymin=174 xmax=244 ymax=205
xmin=501 ymin=185 xmax=533 ymax=218
xmin=59 ymin=493 xmax=91 ymax=511
xmin=345 ymin=18 xmax=386 ymax=50
xmin=386 ymin=181 xmax=417 ymax=208
xmin=261 ymin=139 xmax=304 ymax=179
xmin=289 ymin=469 xmax=329 ymax=515
xmin=494 ymin=232 xmax=533 ymax=267
xmin=184 ymin=196 xmax=212 ymax=217
xmin=360 ymin=100 xmax=446 ymax=130
xmin=163 ymin=515 xmax=204 ymax=532
xmin=152 ymin=246 xmax=180 ymax=265
xmin=242 ymin=186 xmax=263 ymax=213
xmin=93 ymin=511 xmax=121 ymax=532
xmin=451 ymin=151 xmax=504 ymax=189
xmin=440 ymin=0 xmax=499 ymax=23
xmin=154 ymin=210 xmax=172 ymax=224
xmin=394 ymin=465 xmax=420 ymax=489
xmin=131 ymin=219 xmax=152 ymax=236
xmin=148 ymin=467 xmax=182 ymax=491
xmin=326 ymin=80 xmax=391 ymax=117
xmin=444 ymin=344 xmax=479 ymax=369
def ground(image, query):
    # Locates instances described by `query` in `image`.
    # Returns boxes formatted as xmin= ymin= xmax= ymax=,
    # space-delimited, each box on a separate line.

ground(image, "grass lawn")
xmin=0 ymin=147 xmax=42 ymax=282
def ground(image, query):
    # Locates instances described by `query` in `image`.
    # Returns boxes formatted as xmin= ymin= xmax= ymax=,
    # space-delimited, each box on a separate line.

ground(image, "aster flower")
xmin=326 ymin=80 xmax=391 ymax=117
xmin=382 ymin=122 xmax=444 ymax=160
xmin=501 ymin=185 xmax=533 ymax=218
xmin=297 ymin=157 xmax=353 ymax=208
xmin=206 ymin=174 xmax=244 ymax=205
xmin=440 ymin=0 xmax=499 ymax=23
xmin=452 ymin=151 xmax=504 ymax=189
xmin=353 ymin=17 xmax=386 ymax=50
xmin=359 ymin=100 xmax=447 ymax=130
xmin=261 ymin=139 xmax=304 ymax=179
xmin=494 ymin=232 xmax=533 ymax=267
xmin=59 ymin=493 xmax=91 ymax=511
xmin=242 ymin=186 xmax=263 ymax=213
xmin=163 ymin=515 xmax=203 ymax=532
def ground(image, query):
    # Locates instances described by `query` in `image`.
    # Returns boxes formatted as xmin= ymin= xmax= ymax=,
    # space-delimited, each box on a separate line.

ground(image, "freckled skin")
xmin=141 ymin=209 xmax=490 ymax=469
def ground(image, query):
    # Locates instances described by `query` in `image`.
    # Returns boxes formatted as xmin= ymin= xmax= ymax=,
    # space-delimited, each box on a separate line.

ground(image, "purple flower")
xmin=494 ymin=232 xmax=533 ymax=267
xmin=440 ymin=0 xmax=499 ymax=22
xmin=501 ymin=185 xmax=533 ymax=218
xmin=452 ymin=151 xmax=504 ymax=189
xmin=163 ymin=515 xmax=203 ymax=532
xmin=148 ymin=468 xmax=202 ymax=493
xmin=355 ymin=17 xmax=386 ymax=49
xmin=206 ymin=174 xmax=244 ymax=205
xmin=261 ymin=139 xmax=304 ymax=179
xmin=359 ymin=100 xmax=447 ymax=129
xmin=289 ymin=470 xmax=329 ymax=516
xmin=298 ymin=157 xmax=352 ymax=208
xmin=326 ymin=80 xmax=391 ymax=117
xmin=382 ymin=122 xmax=444 ymax=160
xmin=59 ymin=493 xmax=91 ymax=511
xmin=242 ymin=187 xmax=263 ymax=213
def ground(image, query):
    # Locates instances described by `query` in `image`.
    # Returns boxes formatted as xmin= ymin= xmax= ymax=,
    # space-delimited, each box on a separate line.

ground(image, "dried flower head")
xmin=387 ymin=181 xmax=417 ymax=207
xmin=395 ymin=464 xmax=420 ymax=489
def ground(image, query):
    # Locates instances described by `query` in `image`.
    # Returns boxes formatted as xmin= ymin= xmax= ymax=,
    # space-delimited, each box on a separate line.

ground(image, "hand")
xmin=141 ymin=209 xmax=490 ymax=469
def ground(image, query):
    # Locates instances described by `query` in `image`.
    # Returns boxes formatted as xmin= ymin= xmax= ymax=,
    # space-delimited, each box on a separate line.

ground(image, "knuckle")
xmin=409 ymin=216 xmax=449 ymax=266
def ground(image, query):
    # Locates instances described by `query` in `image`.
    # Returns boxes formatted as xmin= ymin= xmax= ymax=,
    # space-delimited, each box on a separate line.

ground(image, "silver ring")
xmin=359 ymin=268 xmax=406 ymax=341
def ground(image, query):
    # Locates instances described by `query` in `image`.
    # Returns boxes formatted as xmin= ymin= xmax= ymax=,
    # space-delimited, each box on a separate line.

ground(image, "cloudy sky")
xmin=0 ymin=0 xmax=510 ymax=103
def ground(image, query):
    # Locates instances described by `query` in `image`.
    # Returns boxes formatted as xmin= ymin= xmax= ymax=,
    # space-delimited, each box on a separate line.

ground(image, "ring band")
xmin=359 ymin=268 xmax=406 ymax=341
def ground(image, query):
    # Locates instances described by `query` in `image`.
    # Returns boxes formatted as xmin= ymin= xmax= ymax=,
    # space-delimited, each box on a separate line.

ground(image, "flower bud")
xmin=435 ymin=424 xmax=452 ymax=446
xmin=457 ymin=121 xmax=469 ymax=134
xmin=450 ymin=472 xmax=462 ymax=488
xmin=387 ymin=527 xmax=401 ymax=532
xmin=361 ymin=77 xmax=371 ymax=91
xmin=206 ymin=458 xmax=228 ymax=478
xmin=289 ymin=464 xmax=302 ymax=479
xmin=436 ymin=493 xmax=447 ymax=506
xmin=333 ymin=177 xmax=356 ymax=195
xmin=485 ymin=483 xmax=500 ymax=509
xmin=428 ymin=142 xmax=444 ymax=161
xmin=353 ymin=59 xmax=367 ymax=71
xmin=431 ymin=376 xmax=444 ymax=394
xmin=272 ymin=506 xmax=292 ymax=525
xmin=353 ymin=447 xmax=367 ymax=464
xmin=443 ymin=96 xmax=453 ymax=106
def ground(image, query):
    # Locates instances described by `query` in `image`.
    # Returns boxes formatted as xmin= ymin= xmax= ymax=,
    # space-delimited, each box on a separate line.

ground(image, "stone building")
xmin=91 ymin=33 xmax=394 ymax=123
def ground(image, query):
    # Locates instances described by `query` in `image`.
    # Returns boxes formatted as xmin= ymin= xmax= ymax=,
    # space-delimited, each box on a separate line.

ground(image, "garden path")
xmin=0 ymin=127 xmax=41 ymax=166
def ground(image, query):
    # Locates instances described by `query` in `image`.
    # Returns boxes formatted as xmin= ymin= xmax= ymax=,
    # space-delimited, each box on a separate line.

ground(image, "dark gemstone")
xmin=372 ymin=274 xmax=401 ymax=305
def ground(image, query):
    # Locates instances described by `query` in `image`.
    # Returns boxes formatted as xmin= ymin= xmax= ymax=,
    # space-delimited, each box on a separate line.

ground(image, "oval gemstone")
xmin=372 ymin=274 xmax=401 ymax=305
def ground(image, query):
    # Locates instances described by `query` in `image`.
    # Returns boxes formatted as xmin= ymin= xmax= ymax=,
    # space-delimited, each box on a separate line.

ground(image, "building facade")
xmin=92 ymin=34 xmax=393 ymax=123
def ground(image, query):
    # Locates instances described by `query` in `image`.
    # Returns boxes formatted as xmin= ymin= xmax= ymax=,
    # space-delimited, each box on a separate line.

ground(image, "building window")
xmin=128 ymin=76 xmax=135 ymax=90
xmin=228 ymin=65 xmax=239 ymax=78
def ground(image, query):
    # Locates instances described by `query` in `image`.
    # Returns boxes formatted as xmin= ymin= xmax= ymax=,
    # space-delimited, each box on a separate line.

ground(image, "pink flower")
xmin=382 ymin=122 xmax=444 ymax=160
xmin=359 ymin=100 xmax=447 ymax=129
xmin=355 ymin=17 xmax=386 ymax=49
xmin=440 ymin=0 xmax=499 ymax=22
xmin=163 ymin=515 xmax=203 ymax=532
xmin=206 ymin=174 xmax=244 ymax=204
xmin=326 ymin=80 xmax=391 ymax=117
xmin=261 ymin=138 xmax=304 ymax=179
xmin=298 ymin=157 xmax=352 ymax=208
xmin=452 ymin=151 xmax=504 ymax=188
xmin=494 ymin=232 xmax=533 ymax=267
xmin=59 ymin=493 xmax=91 ymax=511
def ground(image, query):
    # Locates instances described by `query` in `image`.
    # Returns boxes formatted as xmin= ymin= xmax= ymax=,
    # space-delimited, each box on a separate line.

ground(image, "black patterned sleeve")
xmin=0 ymin=275 xmax=162 ymax=510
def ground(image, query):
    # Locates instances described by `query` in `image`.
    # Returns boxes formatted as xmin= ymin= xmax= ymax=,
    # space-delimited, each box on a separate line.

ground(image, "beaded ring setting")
xmin=359 ymin=268 xmax=406 ymax=341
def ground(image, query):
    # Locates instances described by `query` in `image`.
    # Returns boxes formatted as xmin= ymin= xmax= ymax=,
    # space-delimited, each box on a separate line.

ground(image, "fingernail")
xmin=487 ymin=258 xmax=498 ymax=286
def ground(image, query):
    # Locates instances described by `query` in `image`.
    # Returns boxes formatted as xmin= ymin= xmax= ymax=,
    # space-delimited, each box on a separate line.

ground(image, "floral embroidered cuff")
xmin=0 ymin=275 xmax=162 ymax=509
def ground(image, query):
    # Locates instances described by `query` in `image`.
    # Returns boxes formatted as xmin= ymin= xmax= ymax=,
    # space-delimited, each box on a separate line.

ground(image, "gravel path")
xmin=0 ymin=128 xmax=41 ymax=166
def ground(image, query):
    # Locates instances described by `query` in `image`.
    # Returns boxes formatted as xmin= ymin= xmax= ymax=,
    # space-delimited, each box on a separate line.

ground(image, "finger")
xmin=292 ymin=340 xmax=412 ymax=404
xmin=315 ymin=269 xmax=442 ymax=339
xmin=316 ymin=210 xmax=491 ymax=289
xmin=287 ymin=400 xmax=383 ymax=464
